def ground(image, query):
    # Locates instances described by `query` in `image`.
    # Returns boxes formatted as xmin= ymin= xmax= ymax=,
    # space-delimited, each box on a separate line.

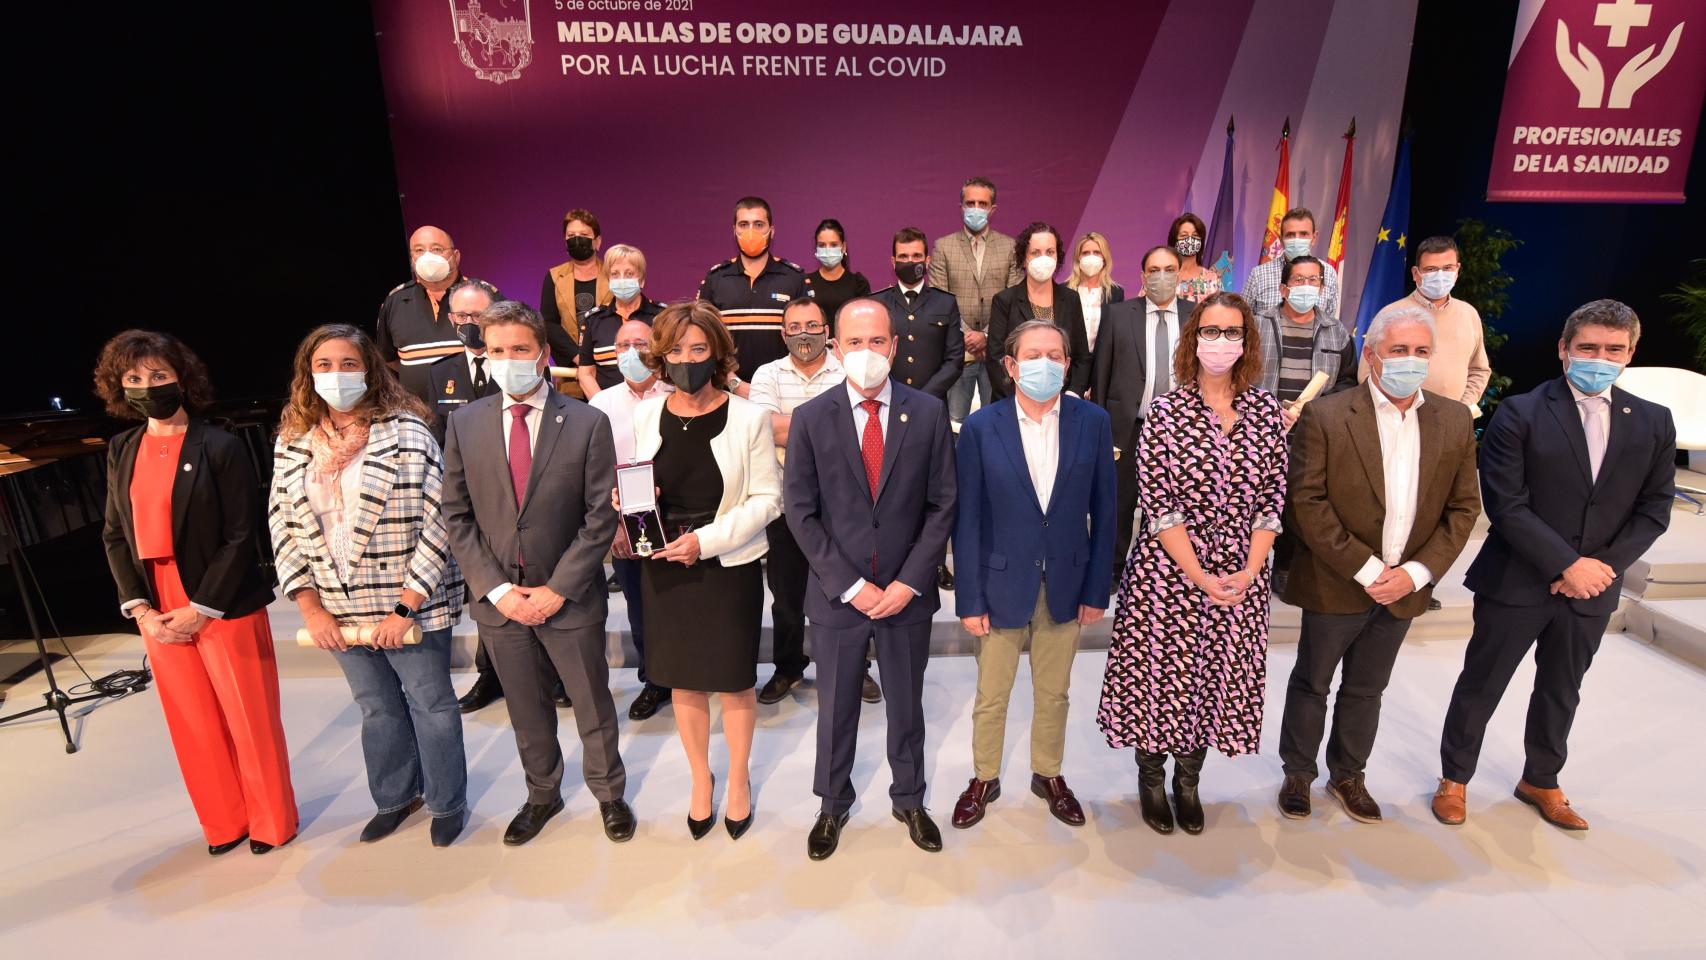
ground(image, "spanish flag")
xmin=1326 ymin=118 xmax=1355 ymax=277
xmin=1259 ymin=118 xmax=1291 ymax=264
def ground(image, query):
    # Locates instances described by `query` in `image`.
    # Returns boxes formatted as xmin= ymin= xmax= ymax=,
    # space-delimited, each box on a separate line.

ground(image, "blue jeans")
xmin=332 ymin=626 xmax=468 ymax=817
xmin=948 ymin=361 xmax=990 ymax=422
xmin=611 ymin=558 xmax=652 ymax=685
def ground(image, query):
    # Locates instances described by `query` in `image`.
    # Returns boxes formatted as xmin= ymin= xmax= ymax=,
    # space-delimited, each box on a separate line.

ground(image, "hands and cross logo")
xmin=1556 ymin=0 xmax=1685 ymax=109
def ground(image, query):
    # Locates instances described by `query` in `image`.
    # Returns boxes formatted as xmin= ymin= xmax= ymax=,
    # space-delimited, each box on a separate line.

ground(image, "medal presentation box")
xmin=616 ymin=461 xmax=668 ymax=557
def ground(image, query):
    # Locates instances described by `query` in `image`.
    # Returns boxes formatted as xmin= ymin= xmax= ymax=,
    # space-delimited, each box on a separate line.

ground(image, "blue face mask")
xmin=1375 ymin=356 xmax=1430 ymax=399
xmin=609 ymin=277 xmax=642 ymax=302
xmin=1285 ymin=285 xmax=1321 ymax=314
xmin=1565 ymin=355 xmax=1621 ymax=395
xmin=489 ymin=357 xmax=543 ymax=396
xmin=617 ymin=347 xmax=650 ymax=383
xmin=1014 ymin=357 xmax=1065 ymax=402
xmin=815 ymin=246 xmax=844 ymax=269
xmin=312 ymin=371 xmax=368 ymax=413
xmin=1283 ymin=237 xmax=1313 ymax=260
xmin=962 ymin=206 xmax=990 ymax=232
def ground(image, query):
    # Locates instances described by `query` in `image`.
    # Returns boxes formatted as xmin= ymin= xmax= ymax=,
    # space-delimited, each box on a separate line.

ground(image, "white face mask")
xmin=489 ymin=357 xmax=544 ymax=396
xmin=1078 ymin=254 xmax=1105 ymax=277
xmin=414 ymin=251 xmax=451 ymax=283
xmin=313 ymin=371 xmax=368 ymax=413
xmin=1027 ymin=255 xmax=1057 ymax=283
xmin=840 ymin=348 xmax=891 ymax=390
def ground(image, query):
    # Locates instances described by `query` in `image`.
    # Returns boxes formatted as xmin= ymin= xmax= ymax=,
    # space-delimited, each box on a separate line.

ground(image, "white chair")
xmin=1615 ymin=365 xmax=1706 ymax=513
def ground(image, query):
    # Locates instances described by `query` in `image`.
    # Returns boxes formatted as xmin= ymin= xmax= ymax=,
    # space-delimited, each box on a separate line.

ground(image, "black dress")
xmin=640 ymin=402 xmax=764 ymax=692
xmin=806 ymin=269 xmax=870 ymax=335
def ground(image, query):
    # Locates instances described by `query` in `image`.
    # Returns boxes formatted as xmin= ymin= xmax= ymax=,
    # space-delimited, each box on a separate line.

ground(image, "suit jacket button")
xmin=1034 ymin=560 xmax=1042 ymax=567
xmin=907 ymin=356 xmax=914 ymax=363
xmin=1043 ymin=520 xmax=1050 ymax=527
xmin=907 ymin=314 xmax=915 ymax=322
xmin=908 ymin=334 xmax=916 ymax=341
xmin=872 ymin=520 xmax=879 ymax=528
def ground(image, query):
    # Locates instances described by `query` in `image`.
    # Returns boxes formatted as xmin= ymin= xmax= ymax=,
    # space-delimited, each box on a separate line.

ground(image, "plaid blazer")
xmin=928 ymin=227 xmax=1023 ymax=337
xmin=268 ymin=414 xmax=463 ymax=630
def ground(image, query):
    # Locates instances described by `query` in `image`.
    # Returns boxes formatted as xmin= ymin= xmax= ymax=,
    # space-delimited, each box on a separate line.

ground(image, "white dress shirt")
xmin=488 ymin=383 xmax=550 ymax=604
xmin=1352 ymin=379 xmax=1434 ymax=593
xmin=1140 ymin=298 xmax=1181 ymax=414
xmin=464 ymin=349 xmax=487 ymax=388
xmin=588 ymin=376 xmax=673 ymax=464
xmin=840 ymin=378 xmax=917 ymax=602
xmin=1017 ymin=397 xmax=1061 ymax=513
xmin=898 ymin=278 xmax=925 ymax=298
xmin=1077 ymin=285 xmax=1105 ymax=349
xmin=1567 ymin=377 xmax=1612 ymax=442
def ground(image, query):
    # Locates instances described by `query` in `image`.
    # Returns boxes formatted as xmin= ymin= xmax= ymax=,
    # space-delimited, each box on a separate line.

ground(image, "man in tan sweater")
xmin=1359 ymin=236 xmax=1490 ymax=416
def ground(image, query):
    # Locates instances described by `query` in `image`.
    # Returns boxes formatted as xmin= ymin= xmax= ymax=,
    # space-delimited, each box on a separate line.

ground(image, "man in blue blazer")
xmin=785 ymin=298 xmax=958 ymax=861
xmin=1435 ymin=300 xmax=1675 ymax=831
xmin=951 ymin=320 xmax=1116 ymax=829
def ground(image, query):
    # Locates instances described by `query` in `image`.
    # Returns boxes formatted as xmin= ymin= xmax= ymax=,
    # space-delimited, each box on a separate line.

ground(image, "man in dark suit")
xmin=785 ymin=298 xmax=957 ymax=861
xmin=871 ymin=227 xmax=965 ymax=400
xmin=951 ymin=320 xmax=1116 ymax=830
xmin=441 ymin=300 xmax=635 ymax=846
xmin=1090 ymin=245 xmax=1197 ymax=570
xmin=1278 ymin=304 xmax=1481 ymax=825
xmin=1435 ymin=299 xmax=1675 ymax=831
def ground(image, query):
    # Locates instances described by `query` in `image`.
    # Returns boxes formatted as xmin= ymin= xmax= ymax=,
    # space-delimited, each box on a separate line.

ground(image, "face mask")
xmin=609 ymin=277 xmax=642 ymax=302
xmin=737 ymin=229 xmax=769 ymax=259
xmin=786 ymin=330 xmax=828 ymax=363
xmin=1565 ymin=355 xmax=1621 ymax=395
xmin=617 ymin=347 xmax=651 ymax=383
xmin=125 ymin=383 xmax=183 ymax=420
xmin=666 ymin=358 xmax=716 ymax=394
xmin=1282 ymin=237 xmax=1313 ymax=260
xmin=1014 ymin=358 xmax=1066 ymax=402
xmin=1375 ymin=356 xmax=1430 ymax=399
xmin=313 ymin=371 xmax=368 ymax=413
xmin=1027 ymin=255 xmax=1057 ymax=283
xmin=1145 ymin=271 xmax=1180 ymax=304
xmin=894 ymin=260 xmax=926 ymax=285
xmin=815 ymin=246 xmax=845 ymax=269
xmin=840 ymin=349 xmax=891 ymax=390
xmin=1285 ymin=285 xmax=1321 ymax=313
xmin=565 ymin=235 xmax=595 ymax=262
xmin=1196 ymin=339 xmax=1243 ymax=376
xmin=1174 ymin=235 xmax=1203 ymax=258
xmin=1418 ymin=270 xmax=1457 ymax=300
xmin=454 ymin=322 xmax=484 ymax=350
xmin=1078 ymin=254 xmax=1105 ymax=277
xmin=413 ymin=251 xmax=451 ymax=284
xmin=962 ymin=206 xmax=990 ymax=232
xmin=489 ymin=357 xmax=543 ymax=396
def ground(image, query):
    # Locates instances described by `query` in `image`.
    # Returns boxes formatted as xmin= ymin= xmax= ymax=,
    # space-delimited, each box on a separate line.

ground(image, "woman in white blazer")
xmin=620 ymin=301 xmax=781 ymax=841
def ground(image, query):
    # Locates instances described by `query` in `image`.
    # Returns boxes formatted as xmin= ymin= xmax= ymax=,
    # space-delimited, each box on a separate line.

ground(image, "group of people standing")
xmin=96 ymin=176 xmax=1676 ymax=864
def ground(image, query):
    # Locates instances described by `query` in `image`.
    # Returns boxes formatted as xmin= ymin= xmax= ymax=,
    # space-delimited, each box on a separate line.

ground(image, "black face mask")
xmin=125 ymin=382 xmax=183 ymax=420
xmin=665 ymin=358 xmax=716 ymax=394
xmin=565 ymin=236 xmax=596 ymax=261
xmin=454 ymin=322 xmax=484 ymax=349
xmin=894 ymin=260 xmax=926 ymax=285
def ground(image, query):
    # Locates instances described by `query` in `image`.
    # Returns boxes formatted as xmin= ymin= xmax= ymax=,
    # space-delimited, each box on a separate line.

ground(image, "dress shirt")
xmin=898 ymin=279 xmax=925 ymax=299
xmin=1566 ymin=377 xmax=1612 ymax=441
xmin=838 ymin=378 xmax=920 ymax=603
xmin=1017 ymin=397 xmax=1061 ymax=513
xmin=464 ymin=348 xmax=487 ymax=389
xmin=588 ymin=376 xmax=673 ymax=464
xmin=1077 ymin=284 xmax=1106 ymax=349
xmin=1352 ymin=379 xmax=1433 ymax=593
xmin=305 ymin=448 xmax=368 ymax=584
xmin=488 ymin=382 xmax=550 ymax=604
xmin=967 ymin=227 xmax=986 ymax=276
xmin=1140 ymin=298 xmax=1181 ymax=415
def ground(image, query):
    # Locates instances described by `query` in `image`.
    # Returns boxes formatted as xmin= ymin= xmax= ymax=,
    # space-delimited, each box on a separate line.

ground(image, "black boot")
xmin=1171 ymin=748 xmax=1207 ymax=835
xmin=1134 ymin=750 xmax=1174 ymax=835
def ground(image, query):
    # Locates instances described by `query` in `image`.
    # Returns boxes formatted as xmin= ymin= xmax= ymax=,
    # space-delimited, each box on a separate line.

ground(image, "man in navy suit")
xmin=950 ymin=320 xmax=1116 ymax=830
xmin=785 ymin=298 xmax=957 ymax=861
xmin=1434 ymin=300 xmax=1675 ymax=831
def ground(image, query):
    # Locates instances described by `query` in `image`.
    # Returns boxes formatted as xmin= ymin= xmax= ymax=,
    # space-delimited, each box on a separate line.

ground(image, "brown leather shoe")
xmin=951 ymin=777 xmax=1000 ymax=829
xmin=1277 ymin=774 xmax=1312 ymax=820
xmin=1432 ymin=778 xmax=1467 ymax=825
xmin=1514 ymin=780 xmax=1589 ymax=831
xmin=1327 ymin=775 xmax=1383 ymax=824
xmin=1030 ymin=774 xmax=1086 ymax=827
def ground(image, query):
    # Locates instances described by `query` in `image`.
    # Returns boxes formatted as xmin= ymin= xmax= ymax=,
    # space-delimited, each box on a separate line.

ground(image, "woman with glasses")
xmin=1096 ymin=292 xmax=1287 ymax=837
xmin=577 ymin=244 xmax=662 ymax=399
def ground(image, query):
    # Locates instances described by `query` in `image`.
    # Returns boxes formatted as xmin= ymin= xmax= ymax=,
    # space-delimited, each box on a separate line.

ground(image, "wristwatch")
xmin=394 ymin=602 xmax=416 ymax=619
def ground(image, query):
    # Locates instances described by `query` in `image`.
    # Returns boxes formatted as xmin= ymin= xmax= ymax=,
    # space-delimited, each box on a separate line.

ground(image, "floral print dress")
xmin=1097 ymin=382 xmax=1288 ymax=756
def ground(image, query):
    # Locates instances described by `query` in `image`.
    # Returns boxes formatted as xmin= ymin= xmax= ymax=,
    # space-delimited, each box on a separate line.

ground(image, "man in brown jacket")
xmin=1277 ymin=303 xmax=1481 ymax=824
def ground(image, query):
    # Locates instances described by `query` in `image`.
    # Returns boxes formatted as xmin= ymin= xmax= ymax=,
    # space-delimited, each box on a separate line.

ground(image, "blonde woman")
xmin=577 ymin=243 xmax=662 ymax=398
xmin=1067 ymin=231 xmax=1126 ymax=358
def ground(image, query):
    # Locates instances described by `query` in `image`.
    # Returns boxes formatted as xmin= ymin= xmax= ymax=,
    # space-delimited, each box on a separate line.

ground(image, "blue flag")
xmin=1203 ymin=118 xmax=1236 ymax=291
xmin=1354 ymin=135 xmax=1411 ymax=352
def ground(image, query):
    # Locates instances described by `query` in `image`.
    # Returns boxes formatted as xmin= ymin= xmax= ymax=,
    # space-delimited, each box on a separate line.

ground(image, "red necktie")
xmin=508 ymin=404 xmax=532 ymax=507
xmin=859 ymin=399 xmax=883 ymax=499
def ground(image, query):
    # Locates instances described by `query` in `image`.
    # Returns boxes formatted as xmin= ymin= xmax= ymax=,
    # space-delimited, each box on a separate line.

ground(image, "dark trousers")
xmin=481 ymin=618 xmax=626 ymax=805
xmin=765 ymin=517 xmax=811 ymax=676
xmin=813 ymin=619 xmax=931 ymax=816
xmin=1279 ymin=605 xmax=1412 ymax=782
xmin=610 ymin=558 xmax=656 ymax=686
xmin=1113 ymin=441 xmax=1140 ymax=570
xmin=1439 ymin=595 xmax=1610 ymax=789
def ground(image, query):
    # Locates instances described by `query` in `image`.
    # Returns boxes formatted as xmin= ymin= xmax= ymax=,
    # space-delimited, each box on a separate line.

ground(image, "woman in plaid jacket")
xmin=269 ymin=323 xmax=470 ymax=848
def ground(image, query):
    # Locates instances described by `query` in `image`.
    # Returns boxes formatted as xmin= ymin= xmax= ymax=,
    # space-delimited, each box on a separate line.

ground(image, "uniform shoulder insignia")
xmin=871 ymin=284 xmax=898 ymax=297
xmin=781 ymin=259 xmax=804 ymax=272
xmin=386 ymin=281 xmax=410 ymax=298
xmin=803 ymin=276 xmax=813 ymax=285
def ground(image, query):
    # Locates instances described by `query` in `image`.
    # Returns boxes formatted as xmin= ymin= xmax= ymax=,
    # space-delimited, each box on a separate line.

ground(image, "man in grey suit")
xmin=929 ymin=176 xmax=1024 ymax=425
xmin=442 ymin=299 xmax=635 ymax=846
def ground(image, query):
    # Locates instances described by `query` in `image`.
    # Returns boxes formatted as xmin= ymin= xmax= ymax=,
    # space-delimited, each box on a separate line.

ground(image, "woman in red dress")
xmin=96 ymin=330 xmax=299 ymax=855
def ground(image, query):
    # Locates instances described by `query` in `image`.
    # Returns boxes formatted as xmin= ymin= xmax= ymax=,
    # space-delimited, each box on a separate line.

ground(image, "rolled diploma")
xmin=296 ymin=623 xmax=423 ymax=646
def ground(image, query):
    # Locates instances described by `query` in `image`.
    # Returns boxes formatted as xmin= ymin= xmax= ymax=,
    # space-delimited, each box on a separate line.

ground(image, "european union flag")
xmin=1354 ymin=135 xmax=1411 ymax=352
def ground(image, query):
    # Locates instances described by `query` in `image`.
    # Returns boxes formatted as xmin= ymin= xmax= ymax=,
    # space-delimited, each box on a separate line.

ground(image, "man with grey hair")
xmin=1277 ymin=302 xmax=1481 ymax=824
xmin=1434 ymin=299 xmax=1674 ymax=831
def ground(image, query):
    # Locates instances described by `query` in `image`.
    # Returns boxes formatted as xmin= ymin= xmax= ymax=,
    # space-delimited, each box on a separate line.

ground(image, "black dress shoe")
xmin=628 ymin=683 xmax=670 ymax=721
xmin=893 ymin=807 xmax=943 ymax=852
xmin=807 ymin=811 xmax=849 ymax=860
xmin=431 ymin=809 xmax=468 ymax=848
xmin=937 ymin=565 xmax=955 ymax=591
xmin=208 ymin=834 xmax=248 ymax=856
xmin=249 ymin=832 xmax=295 ymax=855
xmin=689 ymin=774 xmax=715 ymax=840
xmin=607 ymin=572 xmax=622 ymax=593
xmin=552 ymin=680 xmax=572 ymax=708
xmin=361 ymin=797 xmax=424 ymax=843
xmin=503 ymin=797 xmax=565 ymax=846
xmin=457 ymin=672 xmax=503 ymax=713
xmin=1427 ymin=597 xmax=1442 ymax=611
xmin=757 ymin=670 xmax=802 ymax=705
xmin=1278 ymin=774 xmax=1313 ymax=820
xmin=600 ymin=800 xmax=636 ymax=842
xmin=861 ymin=670 xmax=883 ymax=704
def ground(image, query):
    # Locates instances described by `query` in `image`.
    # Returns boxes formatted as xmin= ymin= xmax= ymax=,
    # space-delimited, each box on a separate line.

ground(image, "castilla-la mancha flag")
xmin=1488 ymin=0 xmax=1706 ymax=203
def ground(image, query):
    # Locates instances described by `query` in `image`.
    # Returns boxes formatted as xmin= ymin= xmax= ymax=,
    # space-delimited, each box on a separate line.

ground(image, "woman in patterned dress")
xmin=1169 ymin=213 xmax=1224 ymax=302
xmin=1096 ymin=291 xmax=1287 ymax=836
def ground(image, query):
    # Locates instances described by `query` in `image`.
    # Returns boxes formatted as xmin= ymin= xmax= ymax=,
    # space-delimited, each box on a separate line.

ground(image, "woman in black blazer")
xmin=95 ymin=330 xmax=298 ymax=857
xmin=986 ymin=221 xmax=1093 ymax=399
xmin=1067 ymin=231 xmax=1126 ymax=374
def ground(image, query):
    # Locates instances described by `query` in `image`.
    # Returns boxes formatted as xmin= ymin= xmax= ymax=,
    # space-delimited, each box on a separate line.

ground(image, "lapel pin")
xmin=556 ymin=414 xmax=565 ymax=423
xmin=900 ymin=413 xmax=909 ymax=423
xmin=182 ymin=463 xmax=193 ymax=472
xmin=1622 ymin=407 xmax=1631 ymax=414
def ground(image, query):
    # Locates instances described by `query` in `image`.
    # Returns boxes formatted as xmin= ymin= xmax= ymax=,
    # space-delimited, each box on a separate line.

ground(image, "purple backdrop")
xmin=372 ymin=0 xmax=1417 ymax=319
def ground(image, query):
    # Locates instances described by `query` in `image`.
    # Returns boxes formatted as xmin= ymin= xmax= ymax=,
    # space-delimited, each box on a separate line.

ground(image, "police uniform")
xmin=425 ymin=350 xmax=502 ymax=447
xmin=869 ymin=283 xmax=966 ymax=401
xmin=577 ymin=298 xmax=663 ymax=391
xmin=696 ymin=255 xmax=808 ymax=378
xmin=375 ymin=275 xmax=497 ymax=403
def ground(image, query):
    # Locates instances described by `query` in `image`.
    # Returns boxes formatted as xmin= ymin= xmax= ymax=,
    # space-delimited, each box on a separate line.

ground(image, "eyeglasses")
xmin=784 ymin=323 xmax=826 ymax=335
xmin=1197 ymin=326 xmax=1245 ymax=342
xmin=1416 ymin=265 xmax=1459 ymax=275
xmin=450 ymin=311 xmax=482 ymax=322
xmin=614 ymin=340 xmax=650 ymax=352
xmin=1286 ymin=276 xmax=1324 ymax=288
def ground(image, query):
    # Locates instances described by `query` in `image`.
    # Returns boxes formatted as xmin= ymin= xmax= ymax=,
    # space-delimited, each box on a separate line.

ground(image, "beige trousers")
xmin=971 ymin=584 xmax=1081 ymax=780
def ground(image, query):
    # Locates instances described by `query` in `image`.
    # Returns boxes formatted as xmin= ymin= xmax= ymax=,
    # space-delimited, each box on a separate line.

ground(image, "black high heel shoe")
xmin=688 ymin=773 xmax=715 ymax=840
xmin=208 ymin=834 xmax=248 ymax=856
xmin=725 ymin=783 xmax=754 ymax=840
xmin=250 ymin=832 xmax=296 ymax=855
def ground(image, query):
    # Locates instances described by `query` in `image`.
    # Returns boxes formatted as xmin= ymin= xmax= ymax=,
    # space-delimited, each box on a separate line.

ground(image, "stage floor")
xmin=3 ymin=630 xmax=1705 ymax=957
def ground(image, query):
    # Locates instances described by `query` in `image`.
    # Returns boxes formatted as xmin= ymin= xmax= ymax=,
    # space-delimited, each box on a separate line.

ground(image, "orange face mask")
xmin=737 ymin=228 xmax=769 ymax=258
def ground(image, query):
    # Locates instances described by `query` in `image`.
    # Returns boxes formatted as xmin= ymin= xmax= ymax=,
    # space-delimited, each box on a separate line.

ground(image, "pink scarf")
xmin=308 ymin=419 xmax=370 ymax=484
